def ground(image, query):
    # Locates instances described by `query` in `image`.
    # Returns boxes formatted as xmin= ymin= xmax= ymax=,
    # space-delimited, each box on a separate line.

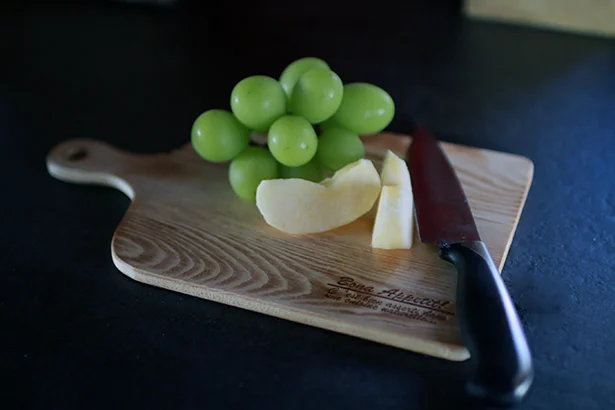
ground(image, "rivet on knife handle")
xmin=406 ymin=126 xmax=534 ymax=406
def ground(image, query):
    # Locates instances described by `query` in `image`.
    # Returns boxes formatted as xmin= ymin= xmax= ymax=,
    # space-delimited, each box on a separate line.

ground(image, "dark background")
xmin=2 ymin=1 xmax=614 ymax=409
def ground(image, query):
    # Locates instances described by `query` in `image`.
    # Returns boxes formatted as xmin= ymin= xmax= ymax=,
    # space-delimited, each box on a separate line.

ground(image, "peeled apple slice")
xmin=371 ymin=150 xmax=414 ymax=249
xmin=256 ymin=159 xmax=381 ymax=234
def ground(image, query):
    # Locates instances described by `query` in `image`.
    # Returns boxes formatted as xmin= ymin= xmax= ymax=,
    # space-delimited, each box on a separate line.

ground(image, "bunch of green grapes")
xmin=191 ymin=57 xmax=395 ymax=201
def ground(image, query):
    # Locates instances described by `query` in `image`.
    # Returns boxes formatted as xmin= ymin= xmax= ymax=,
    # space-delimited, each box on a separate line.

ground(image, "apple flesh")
xmin=256 ymin=159 xmax=381 ymax=234
xmin=371 ymin=150 xmax=414 ymax=249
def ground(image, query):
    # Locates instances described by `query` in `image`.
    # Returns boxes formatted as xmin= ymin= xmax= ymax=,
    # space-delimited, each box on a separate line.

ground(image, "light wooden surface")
xmin=46 ymin=132 xmax=534 ymax=361
xmin=465 ymin=0 xmax=615 ymax=38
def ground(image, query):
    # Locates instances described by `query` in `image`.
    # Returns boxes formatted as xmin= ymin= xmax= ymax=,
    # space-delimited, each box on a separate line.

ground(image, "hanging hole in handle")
xmin=66 ymin=147 xmax=88 ymax=162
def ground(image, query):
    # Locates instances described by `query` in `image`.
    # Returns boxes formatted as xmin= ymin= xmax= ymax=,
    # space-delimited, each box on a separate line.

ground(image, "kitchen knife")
xmin=406 ymin=127 xmax=534 ymax=406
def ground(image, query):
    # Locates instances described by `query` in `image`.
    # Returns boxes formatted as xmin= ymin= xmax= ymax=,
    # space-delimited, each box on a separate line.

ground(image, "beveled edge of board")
xmin=498 ymin=158 xmax=534 ymax=271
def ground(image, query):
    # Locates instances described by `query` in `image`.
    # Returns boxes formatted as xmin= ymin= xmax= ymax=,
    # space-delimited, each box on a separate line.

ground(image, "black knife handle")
xmin=440 ymin=241 xmax=534 ymax=407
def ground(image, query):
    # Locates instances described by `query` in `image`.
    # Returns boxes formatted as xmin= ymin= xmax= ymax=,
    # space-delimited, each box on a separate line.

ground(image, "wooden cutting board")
xmin=46 ymin=131 xmax=533 ymax=361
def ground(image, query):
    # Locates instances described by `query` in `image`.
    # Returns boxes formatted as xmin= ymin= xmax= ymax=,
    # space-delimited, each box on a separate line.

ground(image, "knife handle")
xmin=440 ymin=241 xmax=534 ymax=407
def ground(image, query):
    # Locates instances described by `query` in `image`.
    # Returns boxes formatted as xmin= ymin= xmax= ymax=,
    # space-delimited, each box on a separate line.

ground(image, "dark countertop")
xmin=2 ymin=1 xmax=614 ymax=409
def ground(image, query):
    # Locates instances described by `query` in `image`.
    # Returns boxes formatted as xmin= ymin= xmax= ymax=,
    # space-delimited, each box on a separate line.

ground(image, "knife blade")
xmin=406 ymin=126 xmax=534 ymax=407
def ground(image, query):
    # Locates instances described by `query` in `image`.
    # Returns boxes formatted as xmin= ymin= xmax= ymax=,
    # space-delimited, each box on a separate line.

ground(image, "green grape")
xmin=290 ymin=68 xmax=343 ymax=124
xmin=228 ymin=147 xmax=278 ymax=201
xmin=191 ymin=109 xmax=250 ymax=162
xmin=279 ymin=57 xmax=330 ymax=103
xmin=279 ymin=160 xmax=324 ymax=183
xmin=316 ymin=128 xmax=365 ymax=171
xmin=268 ymin=115 xmax=318 ymax=167
xmin=230 ymin=76 xmax=286 ymax=132
xmin=332 ymin=83 xmax=395 ymax=135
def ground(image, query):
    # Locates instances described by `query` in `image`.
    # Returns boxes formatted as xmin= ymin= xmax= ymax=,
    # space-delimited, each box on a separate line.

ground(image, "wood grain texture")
xmin=46 ymin=132 xmax=533 ymax=361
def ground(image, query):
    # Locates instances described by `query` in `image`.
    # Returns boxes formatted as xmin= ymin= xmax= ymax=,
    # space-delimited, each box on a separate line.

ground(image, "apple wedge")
xmin=256 ymin=159 xmax=381 ymax=234
xmin=371 ymin=150 xmax=414 ymax=249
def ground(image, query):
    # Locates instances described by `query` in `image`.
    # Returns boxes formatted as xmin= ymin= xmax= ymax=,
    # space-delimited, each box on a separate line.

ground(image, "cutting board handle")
xmin=46 ymin=138 xmax=135 ymax=199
